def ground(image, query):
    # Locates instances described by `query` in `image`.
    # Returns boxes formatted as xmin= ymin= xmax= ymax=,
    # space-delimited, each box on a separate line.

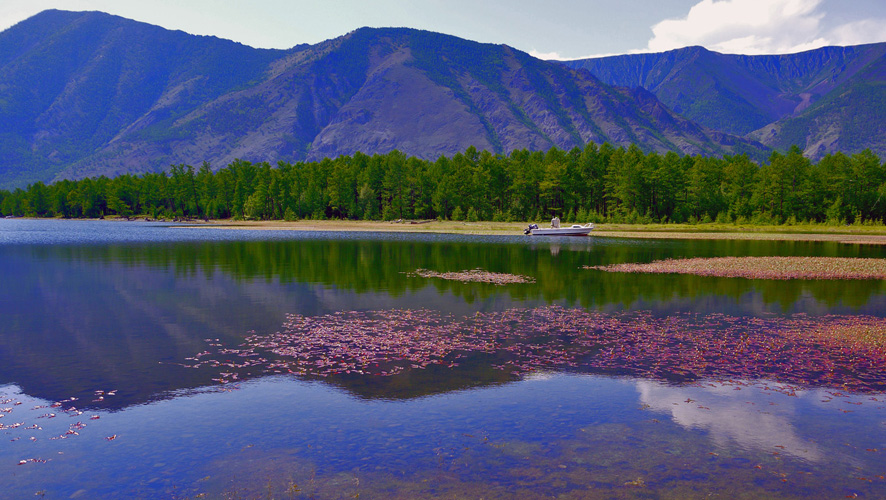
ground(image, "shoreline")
xmin=184 ymin=219 xmax=886 ymax=243
xmin=8 ymin=217 xmax=886 ymax=243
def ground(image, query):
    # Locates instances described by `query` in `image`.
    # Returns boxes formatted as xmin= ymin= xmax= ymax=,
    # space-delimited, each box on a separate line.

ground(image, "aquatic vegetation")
xmin=0 ymin=389 xmax=117 ymax=466
xmin=182 ymin=307 xmax=886 ymax=393
xmin=406 ymin=268 xmax=536 ymax=285
xmin=809 ymin=316 xmax=886 ymax=349
xmin=587 ymin=256 xmax=886 ymax=280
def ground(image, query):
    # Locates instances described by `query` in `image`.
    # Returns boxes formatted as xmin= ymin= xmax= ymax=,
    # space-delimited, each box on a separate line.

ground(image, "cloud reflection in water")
xmin=636 ymin=379 xmax=823 ymax=462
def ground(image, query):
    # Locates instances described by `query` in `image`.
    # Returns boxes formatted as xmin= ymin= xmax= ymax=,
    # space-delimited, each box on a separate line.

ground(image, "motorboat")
xmin=524 ymin=222 xmax=594 ymax=236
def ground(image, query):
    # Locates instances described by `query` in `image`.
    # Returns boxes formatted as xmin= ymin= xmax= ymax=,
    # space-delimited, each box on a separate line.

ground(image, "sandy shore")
xmin=179 ymin=219 xmax=886 ymax=243
xmin=181 ymin=219 xmax=528 ymax=235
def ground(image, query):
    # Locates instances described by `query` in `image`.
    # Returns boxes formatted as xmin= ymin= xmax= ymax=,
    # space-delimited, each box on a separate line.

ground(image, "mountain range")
xmin=562 ymin=43 xmax=886 ymax=160
xmin=0 ymin=10 xmax=883 ymax=189
xmin=0 ymin=10 xmax=767 ymax=189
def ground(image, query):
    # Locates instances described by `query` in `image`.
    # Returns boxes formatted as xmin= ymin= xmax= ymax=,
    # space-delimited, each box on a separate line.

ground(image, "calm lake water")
xmin=3 ymin=219 xmax=886 ymax=499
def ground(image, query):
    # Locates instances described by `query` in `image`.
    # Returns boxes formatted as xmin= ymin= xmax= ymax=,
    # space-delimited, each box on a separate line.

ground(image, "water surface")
xmin=2 ymin=219 xmax=886 ymax=498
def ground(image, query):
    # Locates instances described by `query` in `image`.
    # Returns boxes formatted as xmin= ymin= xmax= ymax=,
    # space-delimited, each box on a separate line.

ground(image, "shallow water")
xmin=2 ymin=219 xmax=886 ymax=498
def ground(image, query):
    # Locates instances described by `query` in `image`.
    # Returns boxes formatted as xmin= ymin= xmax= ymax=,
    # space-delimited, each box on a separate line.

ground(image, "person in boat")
xmin=551 ymin=216 xmax=560 ymax=228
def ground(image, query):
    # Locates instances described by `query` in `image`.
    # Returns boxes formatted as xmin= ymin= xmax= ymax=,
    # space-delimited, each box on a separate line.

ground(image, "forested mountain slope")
xmin=749 ymin=52 xmax=886 ymax=157
xmin=0 ymin=10 xmax=287 ymax=188
xmin=563 ymin=43 xmax=886 ymax=159
xmin=0 ymin=10 xmax=766 ymax=188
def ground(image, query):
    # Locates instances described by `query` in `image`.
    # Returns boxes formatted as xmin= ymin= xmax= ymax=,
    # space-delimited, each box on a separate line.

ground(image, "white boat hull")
xmin=526 ymin=224 xmax=594 ymax=236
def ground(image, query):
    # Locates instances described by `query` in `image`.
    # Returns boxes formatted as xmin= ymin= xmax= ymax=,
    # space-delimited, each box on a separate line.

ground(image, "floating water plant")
xmin=181 ymin=307 xmax=886 ymax=394
xmin=587 ymin=257 xmax=886 ymax=280
xmin=1 ymin=389 xmax=117 ymax=466
xmin=406 ymin=268 xmax=535 ymax=285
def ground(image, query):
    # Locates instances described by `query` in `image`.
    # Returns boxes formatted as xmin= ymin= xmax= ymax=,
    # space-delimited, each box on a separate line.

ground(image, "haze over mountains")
xmin=0 ymin=9 xmax=883 ymax=189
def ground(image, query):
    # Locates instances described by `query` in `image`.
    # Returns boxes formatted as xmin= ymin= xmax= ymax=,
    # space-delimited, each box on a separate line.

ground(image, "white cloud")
xmin=529 ymin=49 xmax=566 ymax=60
xmin=643 ymin=0 xmax=886 ymax=55
xmin=828 ymin=19 xmax=886 ymax=47
xmin=530 ymin=48 xmax=623 ymax=61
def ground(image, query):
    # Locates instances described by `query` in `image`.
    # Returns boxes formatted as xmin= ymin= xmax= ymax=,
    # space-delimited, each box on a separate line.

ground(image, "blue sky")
xmin=2 ymin=0 xmax=885 ymax=58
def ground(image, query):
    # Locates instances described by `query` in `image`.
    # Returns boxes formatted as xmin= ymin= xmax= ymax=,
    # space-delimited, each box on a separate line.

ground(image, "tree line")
xmin=2 ymin=143 xmax=885 ymax=225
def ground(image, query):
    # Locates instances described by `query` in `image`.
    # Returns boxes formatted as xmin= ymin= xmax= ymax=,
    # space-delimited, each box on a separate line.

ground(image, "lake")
xmin=2 ymin=219 xmax=886 ymax=499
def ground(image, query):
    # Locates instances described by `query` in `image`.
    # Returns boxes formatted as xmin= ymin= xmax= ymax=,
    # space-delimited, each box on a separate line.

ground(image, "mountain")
xmin=563 ymin=43 xmax=886 ymax=159
xmin=0 ymin=10 xmax=766 ymax=188
xmin=0 ymin=10 xmax=288 ymax=188
xmin=748 ymin=52 xmax=886 ymax=157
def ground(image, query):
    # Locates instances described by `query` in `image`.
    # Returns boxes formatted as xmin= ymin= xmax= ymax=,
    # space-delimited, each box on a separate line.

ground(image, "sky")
xmin=1 ymin=0 xmax=886 ymax=59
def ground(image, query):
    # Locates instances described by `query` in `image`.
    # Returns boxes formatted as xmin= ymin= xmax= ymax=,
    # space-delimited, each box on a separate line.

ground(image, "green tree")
xmin=26 ymin=182 xmax=51 ymax=217
xmin=722 ymin=155 xmax=758 ymax=220
xmin=754 ymin=146 xmax=811 ymax=221
xmin=848 ymin=149 xmax=885 ymax=222
xmin=687 ymin=157 xmax=726 ymax=220
xmin=327 ymin=156 xmax=358 ymax=219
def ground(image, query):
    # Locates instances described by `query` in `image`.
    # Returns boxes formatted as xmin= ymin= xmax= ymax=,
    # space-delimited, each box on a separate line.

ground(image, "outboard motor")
xmin=524 ymin=223 xmax=538 ymax=235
